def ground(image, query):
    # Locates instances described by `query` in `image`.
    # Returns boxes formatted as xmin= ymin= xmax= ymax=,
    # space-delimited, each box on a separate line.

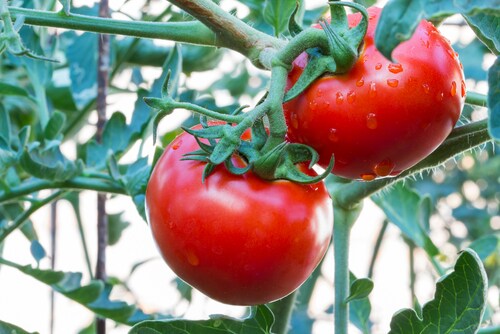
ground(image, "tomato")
xmin=145 ymin=126 xmax=333 ymax=306
xmin=283 ymin=7 xmax=465 ymax=181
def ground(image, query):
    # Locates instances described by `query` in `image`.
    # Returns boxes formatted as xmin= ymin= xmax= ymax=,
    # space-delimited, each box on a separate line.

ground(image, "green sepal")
xmin=250 ymin=119 xmax=268 ymax=150
xmin=224 ymin=158 xmax=252 ymax=175
xmin=209 ymin=135 xmax=241 ymax=165
xmin=182 ymin=125 xmax=225 ymax=140
xmin=202 ymin=163 xmax=216 ymax=183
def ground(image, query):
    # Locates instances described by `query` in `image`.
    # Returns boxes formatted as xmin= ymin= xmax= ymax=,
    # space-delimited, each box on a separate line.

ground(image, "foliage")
xmin=0 ymin=0 xmax=498 ymax=333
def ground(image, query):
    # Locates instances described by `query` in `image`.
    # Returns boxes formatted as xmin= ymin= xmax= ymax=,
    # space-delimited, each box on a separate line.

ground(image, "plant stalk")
xmin=268 ymin=291 xmax=298 ymax=334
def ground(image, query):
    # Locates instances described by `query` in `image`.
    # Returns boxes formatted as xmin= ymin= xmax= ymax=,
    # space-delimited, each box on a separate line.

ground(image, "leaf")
xmin=58 ymin=0 xmax=71 ymax=15
xmin=0 ymin=82 xmax=31 ymax=98
xmin=3 ymin=260 xmax=155 ymax=325
xmin=488 ymin=56 xmax=500 ymax=142
xmin=161 ymin=44 xmax=183 ymax=99
xmin=453 ymin=39 xmax=489 ymax=82
xmin=464 ymin=12 xmax=500 ymax=55
xmin=129 ymin=305 xmax=274 ymax=334
xmin=349 ymin=273 xmax=372 ymax=333
xmin=375 ymin=0 xmax=499 ymax=60
xmin=0 ymin=104 xmax=11 ymax=146
xmin=372 ymin=183 xmax=439 ymax=256
xmin=346 ymin=277 xmax=374 ymax=303
xmin=30 ymin=239 xmax=46 ymax=264
xmin=263 ymin=0 xmax=297 ymax=36
xmin=0 ymin=319 xmax=38 ymax=334
xmin=388 ymin=249 xmax=488 ymax=334
xmin=468 ymin=235 xmax=499 ymax=261
xmin=107 ymin=212 xmax=130 ymax=246
xmin=44 ymin=111 xmax=66 ymax=140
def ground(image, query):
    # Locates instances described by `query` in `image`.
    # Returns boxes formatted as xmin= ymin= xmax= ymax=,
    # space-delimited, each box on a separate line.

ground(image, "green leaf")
xmin=130 ymin=305 xmax=274 ymax=334
xmin=102 ymin=112 xmax=132 ymax=155
xmin=346 ymin=277 xmax=374 ymax=303
xmin=464 ymin=12 xmax=500 ymax=55
xmin=375 ymin=0 xmax=499 ymax=60
xmin=372 ymin=184 xmax=439 ymax=256
xmin=30 ymin=239 xmax=46 ymax=264
xmin=0 ymin=104 xmax=11 ymax=147
xmin=107 ymin=212 xmax=130 ymax=246
xmin=2 ymin=260 xmax=154 ymax=325
xmin=161 ymin=44 xmax=183 ymax=99
xmin=0 ymin=319 xmax=38 ymax=334
xmin=468 ymin=235 xmax=499 ymax=261
xmin=488 ymin=56 xmax=500 ymax=142
xmin=388 ymin=249 xmax=488 ymax=334
xmin=0 ymin=82 xmax=31 ymax=98
xmin=44 ymin=111 xmax=66 ymax=140
xmin=264 ymin=0 xmax=297 ymax=36
xmin=349 ymin=273 xmax=372 ymax=334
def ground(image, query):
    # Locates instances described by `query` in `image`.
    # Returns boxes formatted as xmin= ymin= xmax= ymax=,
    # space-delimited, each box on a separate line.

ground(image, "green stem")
xmin=332 ymin=119 xmax=491 ymax=208
xmin=0 ymin=177 xmax=125 ymax=204
xmin=478 ymin=326 xmax=500 ymax=334
xmin=333 ymin=203 xmax=363 ymax=334
xmin=465 ymin=92 xmax=487 ymax=107
xmin=367 ymin=220 xmax=388 ymax=279
xmin=0 ymin=191 xmax=65 ymax=243
xmin=268 ymin=292 xmax=298 ymax=334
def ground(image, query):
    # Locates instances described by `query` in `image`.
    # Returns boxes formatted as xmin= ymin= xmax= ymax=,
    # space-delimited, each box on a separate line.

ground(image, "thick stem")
xmin=333 ymin=203 xmax=363 ymax=334
xmin=332 ymin=120 xmax=491 ymax=208
xmin=268 ymin=292 xmax=298 ymax=334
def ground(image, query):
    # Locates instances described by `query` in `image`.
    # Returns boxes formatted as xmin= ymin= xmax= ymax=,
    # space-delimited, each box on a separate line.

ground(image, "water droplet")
xmin=388 ymin=63 xmax=403 ymax=74
xmin=347 ymin=91 xmax=356 ymax=104
xmin=461 ymin=80 xmax=466 ymax=98
xmin=369 ymin=82 xmax=377 ymax=97
xmin=356 ymin=78 xmax=365 ymax=87
xmin=317 ymin=89 xmax=323 ymax=97
xmin=373 ymin=159 xmax=395 ymax=177
xmin=450 ymin=81 xmax=457 ymax=97
xmin=375 ymin=63 xmax=382 ymax=70
xmin=387 ymin=79 xmax=399 ymax=88
xmin=460 ymin=62 xmax=464 ymax=70
xmin=309 ymin=100 xmax=318 ymax=111
xmin=186 ymin=250 xmax=200 ymax=266
xmin=447 ymin=49 xmax=455 ymax=59
xmin=172 ymin=139 xmax=183 ymax=150
xmin=422 ymin=83 xmax=430 ymax=94
xmin=336 ymin=92 xmax=344 ymax=104
xmin=291 ymin=113 xmax=299 ymax=129
xmin=454 ymin=51 xmax=459 ymax=58
xmin=362 ymin=55 xmax=368 ymax=63
xmin=328 ymin=128 xmax=339 ymax=142
xmin=437 ymin=92 xmax=444 ymax=101
xmin=361 ymin=173 xmax=376 ymax=181
xmin=366 ymin=113 xmax=378 ymax=129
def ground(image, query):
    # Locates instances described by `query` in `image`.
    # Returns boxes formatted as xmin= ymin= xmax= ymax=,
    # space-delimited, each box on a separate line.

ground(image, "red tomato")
xmin=145 ymin=127 xmax=333 ymax=306
xmin=284 ymin=7 xmax=465 ymax=181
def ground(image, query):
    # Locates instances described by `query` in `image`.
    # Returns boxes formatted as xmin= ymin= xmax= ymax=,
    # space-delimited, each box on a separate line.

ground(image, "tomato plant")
xmin=146 ymin=127 xmax=333 ymax=305
xmin=284 ymin=7 xmax=466 ymax=181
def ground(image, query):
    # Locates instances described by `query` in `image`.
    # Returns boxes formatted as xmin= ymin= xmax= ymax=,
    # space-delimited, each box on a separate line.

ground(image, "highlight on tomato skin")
xmin=145 ymin=126 xmax=334 ymax=306
xmin=283 ymin=6 xmax=466 ymax=181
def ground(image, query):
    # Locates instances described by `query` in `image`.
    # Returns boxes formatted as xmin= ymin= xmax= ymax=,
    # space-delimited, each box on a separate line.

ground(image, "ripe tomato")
xmin=284 ymin=7 xmax=465 ymax=181
xmin=145 ymin=126 xmax=333 ymax=305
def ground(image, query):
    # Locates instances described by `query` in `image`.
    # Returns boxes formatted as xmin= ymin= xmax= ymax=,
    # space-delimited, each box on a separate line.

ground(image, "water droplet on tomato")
xmin=309 ymin=100 xmax=318 ymax=111
xmin=460 ymin=62 xmax=464 ymax=70
xmin=387 ymin=79 xmax=399 ymax=88
xmin=461 ymin=80 xmax=466 ymax=97
xmin=291 ymin=113 xmax=299 ymax=129
xmin=362 ymin=55 xmax=368 ymax=63
xmin=447 ymin=49 xmax=455 ymax=59
xmin=336 ymin=92 xmax=344 ymax=104
xmin=422 ymin=83 xmax=430 ymax=94
xmin=356 ymin=78 xmax=364 ymax=87
xmin=172 ymin=139 xmax=183 ymax=150
xmin=366 ymin=113 xmax=378 ymax=129
xmin=186 ymin=250 xmax=200 ymax=266
xmin=450 ymin=81 xmax=457 ymax=97
xmin=369 ymin=82 xmax=377 ymax=97
xmin=373 ymin=159 xmax=395 ymax=177
xmin=437 ymin=92 xmax=444 ymax=101
xmin=390 ymin=170 xmax=402 ymax=176
xmin=375 ymin=63 xmax=382 ymax=70
xmin=361 ymin=173 xmax=376 ymax=181
xmin=328 ymin=128 xmax=339 ymax=142
xmin=388 ymin=63 xmax=403 ymax=74
xmin=347 ymin=91 xmax=356 ymax=104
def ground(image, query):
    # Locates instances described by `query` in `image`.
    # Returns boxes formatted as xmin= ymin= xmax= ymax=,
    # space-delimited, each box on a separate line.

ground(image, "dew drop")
xmin=347 ymin=91 xmax=356 ymax=104
xmin=362 ymin=55 xmax=368 ymax=63
xmin=373 ymin=159 xmax=395 ymax=177
xmin=369 ymin=82 xmax=377 ymax=98
xmin=387 ymin=79 xmax=399 ymax=88
xmin=388 ymin=63 xmax=403 ymax=74
xmin=461 ymin=80 xmax=466 ymax=98
xmin=375 ymin=63 xmax=382 ymax=70
xmin=356 ymin=78 xmax=365 ymax=87
xmin=336 ymin=92 xmax=344 ymax=104
xmin=361 ymin=173 xmax=376 ymax=181
xmin=366 ymin=113 xmax=378 ymax=129
xmin=422 ymin=83 xmax=430 ymax=94
xmin=450 ymin=81 xmax=457 ymax=97
xmin=447 ymin=49 xmax=455 ymax=59
xmin=172 ymin=139 xmax=183 ymax=150
xmin=328 ymin=128 xmax=339 ymax=142
xmin=437 ymin=92 xmax=444 ymax=101
xmin=291 ymin=113 xmax=299 ymax=129
xmin=186 ymin=250 xmax=200 ymax=266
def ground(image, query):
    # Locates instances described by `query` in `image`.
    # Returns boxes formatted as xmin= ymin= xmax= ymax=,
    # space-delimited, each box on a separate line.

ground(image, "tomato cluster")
xmin=284 ymin=7 xmax=465 ymax=180
xmin=146 ymin=127 xmax=333 ymax=305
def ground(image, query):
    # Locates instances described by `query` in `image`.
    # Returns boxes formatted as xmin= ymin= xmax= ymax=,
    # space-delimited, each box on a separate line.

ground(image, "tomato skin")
xmin=284 ymin=7 xmax=465 ymax=180
xmin=145 ymin=128 xmax=333 ymax=306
